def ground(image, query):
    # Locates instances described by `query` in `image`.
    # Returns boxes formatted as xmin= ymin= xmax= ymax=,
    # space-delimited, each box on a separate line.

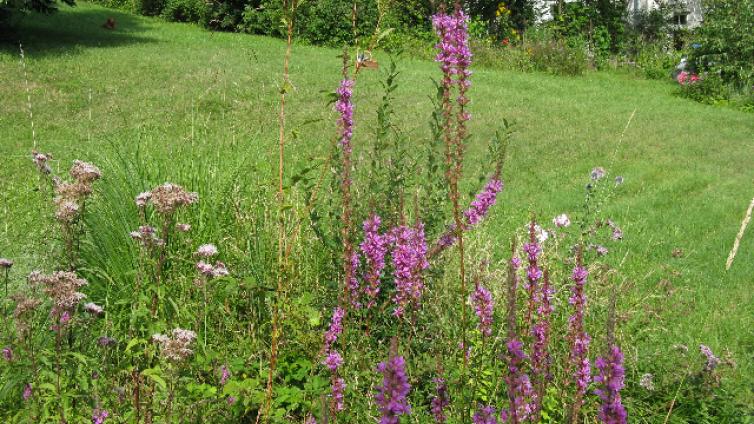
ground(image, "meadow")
xmin=1 ymin=3 xmax=753 ymax=422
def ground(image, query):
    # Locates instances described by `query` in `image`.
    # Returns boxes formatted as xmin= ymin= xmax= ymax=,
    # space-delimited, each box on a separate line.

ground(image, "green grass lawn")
xmin=1 ymin=2 xmax=753 ymax=418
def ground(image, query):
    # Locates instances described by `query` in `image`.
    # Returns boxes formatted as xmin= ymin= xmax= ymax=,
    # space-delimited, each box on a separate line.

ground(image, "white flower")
xmin=553 ymin=214 xmax=571 ymax=228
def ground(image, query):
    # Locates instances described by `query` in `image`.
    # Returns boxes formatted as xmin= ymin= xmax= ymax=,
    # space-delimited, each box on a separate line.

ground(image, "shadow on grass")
xmin=0 ymin=5 xmax=157 ymax=57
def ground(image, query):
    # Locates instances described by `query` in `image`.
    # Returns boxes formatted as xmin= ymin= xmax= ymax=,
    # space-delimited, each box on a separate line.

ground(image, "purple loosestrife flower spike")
xmin=220 ymin=365 xmax=230 ymax=386
xmin=464 ymin=179 xmax=503 ymax=226
xmin=504 ymin=339 xmax=536 ymax=422
xmin=594 ymin=345 xmax=627 ymax=424
xmin=323 ymin=307 xmax=345 ymax=354
xmin=331 ymin=377 xmax=346 ymax=412
xmin=531 ymin=270 xmax=554 ymax=418
xmin=360 ymin=214 xmax=388 ymax=308
xmin=432 ymin=177 xmax=504 ymax=255
xmin=430 ymin=377 xmax=450 ymax=423
xmin=324 ymin=351 xmax=344 ymax=372
xmin=700 ymin=344 xmax=720 ymax=371
xmin=2 ymin=347 xmax=12 ymax=361
xmin=389 ymin=223 xmax=428 ymax=317
xmin=523 ymin=222 xmax=543 ymax=331
xmin=347 ymin=251 xmax=362 ymax=309
xmin=472 ymin=284 xmax=494 ymax=337
xmin=375 ymin=351 xmax=412 ymax=424
xmin=92 ymin=408 xmax=109 ymax=424
xmin=568 ymin=260 xmax=591 ymax=420
xmin=22 ymin=383 xmax=32 ymax=401
xmin=335 ymin=79 xmax=355 ymax=154
xmin=473 ymin=405 xmax=499 ymax=424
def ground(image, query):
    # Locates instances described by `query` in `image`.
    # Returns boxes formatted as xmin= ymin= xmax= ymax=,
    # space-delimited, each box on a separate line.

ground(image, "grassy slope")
xmin=1 ymin=2 xmax=753 ymax=411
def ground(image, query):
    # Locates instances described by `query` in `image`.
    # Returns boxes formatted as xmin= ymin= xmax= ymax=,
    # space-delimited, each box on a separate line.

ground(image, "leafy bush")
xmin=634 ymin=44 xmax=683 ymax=80
xmin=160 ymin=0 xmax=208 ymax=23
xmin=691 ymin=0 xmax=754 ymax=89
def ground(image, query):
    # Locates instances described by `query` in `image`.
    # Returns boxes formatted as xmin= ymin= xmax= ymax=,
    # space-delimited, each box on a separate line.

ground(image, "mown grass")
xmin=1 ymin=2 xmax=753 ymax=419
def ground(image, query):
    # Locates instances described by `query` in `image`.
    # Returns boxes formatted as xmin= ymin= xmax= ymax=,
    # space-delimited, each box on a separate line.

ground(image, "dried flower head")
xmin=0 ymin=258 xmax=13 ymax=269
xmin=69 ymin=160 xmax=102 ymax=184
xmin=32 ymin=151 xmax=52 ymax=175
xmin=29 ymin=271 xmax=87 ymax=311
xmin=154 ymin=328 xmax=197 ymax=362
xmin=196 ymin=244 xmax=218 ymax=258
xmin=135 ymin=191 xmax=152 ymax=208
xmin=149 ymin=183 xmax=198 ymax=214
xmin=639 ymin=373 xmax=655 ymax=391
xmin=176 ymin=223 xmax=191 ymax=232
xmin=97 ymin=336 xmax=118 ymax=347
xmin=55 ymin=200 xmax=81 ymax=223
xmin=591 ymin=167 xmax=606 ymax=180
xmin=83 ymin=302 xmax=104 ymax=315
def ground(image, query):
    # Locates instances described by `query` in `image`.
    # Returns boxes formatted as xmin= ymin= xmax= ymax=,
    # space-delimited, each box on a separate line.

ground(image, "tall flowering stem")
xmin=260 ymin=2 xmax=299 ymax=421
xmin=568 ymin=253 xmax=591 ymax=423
xmin=531 ymin=269 xmax=553 ymax=420
xmin=374 ymin=340 xmax=411 ymax=424
xmin=523 ymin=220 xmax=543 ymax=333
xmin=336 ymin=71 xmax=357 ymax=308
xmin=432 ymin=6 xmax=474 ymax=405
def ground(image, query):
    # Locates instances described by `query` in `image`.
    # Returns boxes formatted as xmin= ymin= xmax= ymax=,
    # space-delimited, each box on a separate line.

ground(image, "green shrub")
xmin=691 ymin=0 xmax=754 ymax=89
xmin=635 ymin=45 xmax=682 ymax=80
xmin=527 ymin=37 xmax=588 ymax=76
xmin=161 ymin=0 xmax=208 ymax=23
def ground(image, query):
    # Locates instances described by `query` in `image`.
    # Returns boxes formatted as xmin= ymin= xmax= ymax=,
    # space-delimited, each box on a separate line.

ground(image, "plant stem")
xmin=259 ymin=2 xmax=297 ymax=422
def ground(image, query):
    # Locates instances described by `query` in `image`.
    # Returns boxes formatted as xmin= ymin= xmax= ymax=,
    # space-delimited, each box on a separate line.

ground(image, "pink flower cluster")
xmin=389 ymin=223 xmax=429 ymax=317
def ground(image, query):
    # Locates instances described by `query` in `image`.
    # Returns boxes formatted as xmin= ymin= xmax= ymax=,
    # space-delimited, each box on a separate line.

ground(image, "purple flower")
xmin=432 ymin=8 xmax=473 ymax=92
xmin=504 ymin=339 xmax=535 ymax=422
xmin=594 ymin=345 xmax=627 ymax=424
xmin=531 ymin=272 xmax=554 ymax=408
xmin=569 ymin=265 xmax=591 ymax=399
xmin=227 ymin=396 xmax=237 ymax=405
xmin=473 ymin=405 xmax=498 ymax=424
xmin=22 ymin=383 xmax=32 ymax=401
xmin=323 ymin=307 xmax=345 ymax=353
xmin=175 ymin=223 xmax=191 ymax=232
xmin=595 ymin=245 xmax=609 ymax=256
xmin=347 ymin=252 xmax=362 ymax=308
xmin=700 ymin=344 xmax=720 ymax=371
xmin=220 ymin=365 xmax=230 ymax=385
xmin=375 ymin=354 xmax=411 ymax=424
xmin=360 ymin=215 xmax=388 ymax=308
xmin=324 ymin=351 xmax=344 ymax=371
xmin=305 ymin=415 xmax=317 ymax=424
xmin=2 ymin=347 xmax=12 ymax=361
xmin=335 ymin=79 xmax=355 ymax=155
xmin=389 ymin=223 xmax=428 ymax=317
xmin=92 ymin=408 xmax=109 ymax=424
xmin=430 ymin=377 xmax=450 ymax=423
xmin=331 ymin=377 xmax=345 ymax=412
xmin=464 ymin=179 xmax=503 ymax=226
xmin=472 ymin=284 xmax=494 ymax=337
